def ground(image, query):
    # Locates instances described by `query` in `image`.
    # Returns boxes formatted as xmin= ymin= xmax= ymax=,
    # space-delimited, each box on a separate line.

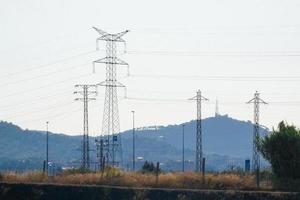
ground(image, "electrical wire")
xmin=130 ymin=74 xmax=300 ymax=82
xmin=15 ymin=102 xmax=101 ymax=124
xmin=124 ymin=96 xmax=300 ymax=106
xmin=0 ymin=62 xmax=91 ymax=88
xmin=0 ymin=89 xmax=74 ymax=111
xmin=0 ymin=50 xmax=96 ymax=79
xmin=0 ymin=73 xmax=93 ymax=100
xmin=127 ymin=50 xmax=300 ymax=57
xmin=3 ymin=101 xmax=77 ymax=120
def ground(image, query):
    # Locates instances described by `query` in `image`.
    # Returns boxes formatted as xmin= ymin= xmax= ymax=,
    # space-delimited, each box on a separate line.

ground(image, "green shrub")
xmin=140 ymin=161 xmax=160 ymax=174
xmin=258 ymin=121 xmax=300 ymax=180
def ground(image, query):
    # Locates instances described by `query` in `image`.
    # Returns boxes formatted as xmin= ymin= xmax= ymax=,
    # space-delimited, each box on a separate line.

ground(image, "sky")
xmin=0 ymin=0 xmax=300 ymax=135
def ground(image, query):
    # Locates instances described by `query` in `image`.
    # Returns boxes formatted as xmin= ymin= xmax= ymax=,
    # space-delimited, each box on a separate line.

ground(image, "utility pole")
xmin=247 ymin=91 xmax=267 ymax=187
xmin=132 ymin=111 xmax=135 ymax=171
xmin=182 ymin=124 xmax=185 ymax=172
xmin=190 ymin=90 xmax=208 ymax=172
xmin=93 ymin=27 xmax=129 ymax=168
xmin=46 ymin=121 xmax=49 ymax=175
xmin=74 ymin=84 xmax=97 ymax=170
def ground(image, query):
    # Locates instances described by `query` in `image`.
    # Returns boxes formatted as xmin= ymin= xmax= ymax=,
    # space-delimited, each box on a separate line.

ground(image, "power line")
xmin=14 ymin=107 xmax=83 ymax=125
xmin=0 ymin=50 xmax=96 ymax=79
xmin=0 ymin=73 xmax=93 ymax=100
xmin=0 ymin=89 xmax=74 ymax=111
xmin=124 ymin=96 xmax=300 ymax=105
xmin=0 ymin=62 xmax=90 ymax=88
xmin=3 ymin=101 xmax=77 ymax=121
xmin=127 ymin=50 xmax=300 ymax=57
xmin=130 ymin=74 xmax=300 ymax=82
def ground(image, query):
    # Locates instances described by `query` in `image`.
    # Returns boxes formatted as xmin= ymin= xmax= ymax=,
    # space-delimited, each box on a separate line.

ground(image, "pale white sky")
xmin=0 ymin=0 xmax=300 ymax=135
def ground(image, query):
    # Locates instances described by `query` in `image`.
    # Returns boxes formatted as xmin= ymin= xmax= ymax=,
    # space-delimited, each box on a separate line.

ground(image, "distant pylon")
xmin=190 ymin=90 xmax=208 ymax=172
xmin=74 ymin=84 xmax=97 ymax=170
xmin=247 ymin=91 xmax=267 ymax=187
xmin=93 ymin=27 xmax=129 ymax=168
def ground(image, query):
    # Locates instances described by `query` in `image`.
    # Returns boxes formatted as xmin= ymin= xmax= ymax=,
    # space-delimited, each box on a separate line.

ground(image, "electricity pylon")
xmin=190 ymin=90 xmax=208 ymax=172
xmin=247 ymin=91 xmax=267 ymax=187
xmin=74 ymin=84 xmax=97 ymax=170
xmin=93 ymin=27 xmax=129 ymax=168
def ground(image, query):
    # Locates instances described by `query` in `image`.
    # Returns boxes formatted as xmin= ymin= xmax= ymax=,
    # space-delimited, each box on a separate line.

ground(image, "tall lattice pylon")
xmin=93 ymin=27 xmax=129 ymax=168
xmin=247 ymin=91 xmax=267 ymax=187
xmin=190 ymin=90 xmax=208 ymax=172
xmin=74 ymin=84 xmax=97 ymax=170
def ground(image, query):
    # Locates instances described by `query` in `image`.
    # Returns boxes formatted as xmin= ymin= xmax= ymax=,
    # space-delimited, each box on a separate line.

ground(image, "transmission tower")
xmin=93 ymin=27 xmax=129 ymax=168
xmin=190 ymin=90 xmax=208 ymax=172
xmin=74 ymin=84 xmax=97 ymax=170
xmin=247 ymin=91 xmax=267 ymax=187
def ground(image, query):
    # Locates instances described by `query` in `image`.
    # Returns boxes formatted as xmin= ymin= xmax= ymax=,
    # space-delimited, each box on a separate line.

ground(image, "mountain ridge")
xmin=0 ymin=115 xmax=268 ymax=171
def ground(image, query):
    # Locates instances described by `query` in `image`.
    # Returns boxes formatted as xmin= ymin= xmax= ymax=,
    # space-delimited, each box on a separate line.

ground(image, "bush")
xmin=258 ymin=121 xmax=300 ymax=180
xmin=140 ymin=161 xmax=160 ymax=174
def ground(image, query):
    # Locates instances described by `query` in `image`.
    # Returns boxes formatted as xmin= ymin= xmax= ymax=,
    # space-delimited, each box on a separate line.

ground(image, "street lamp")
xmin=182 ymin=124 xmax=185 ymax=172
xmin=132 ymin=111 xmax=135 ymax=171
xmin=46 ymin=121 xmax=49 ymax=175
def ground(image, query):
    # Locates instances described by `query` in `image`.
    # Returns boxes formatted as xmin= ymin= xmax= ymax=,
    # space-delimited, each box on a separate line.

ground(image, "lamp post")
xmin=132 ymin=111 xmax=135 ymax=171
xmin=182 ymin=124 xmax=185 ymax=172
xmin=46 ymin=121 xmax=49 ymax=175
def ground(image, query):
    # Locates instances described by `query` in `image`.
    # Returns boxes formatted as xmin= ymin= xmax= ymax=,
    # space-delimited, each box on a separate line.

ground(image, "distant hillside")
xmin=122 ymin=115 xmax=268 ymax=158
xmin=0 ymin=121 xmax=82 ymax=171
xmin=0 ymin=115 xmax=268 ymax=171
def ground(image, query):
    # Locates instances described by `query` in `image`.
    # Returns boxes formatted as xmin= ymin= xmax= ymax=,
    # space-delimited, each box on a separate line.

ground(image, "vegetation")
xmin=258 ymin=121 xmax=300 ymax=190
xmin=140 ymin=161 xmax=160 ymax=174
xmin=0 ymin=169 xmax=258 ymax=190
xmin=0 ymin=117 xmax=261 ymax=172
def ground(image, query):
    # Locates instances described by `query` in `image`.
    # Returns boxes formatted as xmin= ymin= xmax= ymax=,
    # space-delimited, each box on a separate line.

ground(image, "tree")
xmin=141 ymin=161 xmax=158 ymax=174
xmin=258 ymin=121 xmax=300 ymax=179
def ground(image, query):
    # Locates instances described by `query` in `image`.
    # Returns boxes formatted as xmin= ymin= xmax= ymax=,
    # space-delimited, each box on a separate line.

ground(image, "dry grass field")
xmin=0 ymin=169 xmax=263 ymax=190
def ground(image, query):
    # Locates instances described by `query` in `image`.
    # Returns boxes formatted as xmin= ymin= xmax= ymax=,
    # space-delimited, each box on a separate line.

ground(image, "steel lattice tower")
xmin=247 ymin=91 xmax=267 ymax=187
xmin=74 ymin=84 xmax=97 ymax=170
xmin=93 ymin=27 xmax=129 ymax=168
xmin=190 ymin=90 xmax=208 ymax=172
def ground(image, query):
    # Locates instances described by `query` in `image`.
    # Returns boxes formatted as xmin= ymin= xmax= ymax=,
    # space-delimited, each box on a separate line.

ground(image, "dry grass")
xmin=2 ymin=171 xmax=47 ymax=183
xmin=1 ymin=170 xmax=258 ymax=190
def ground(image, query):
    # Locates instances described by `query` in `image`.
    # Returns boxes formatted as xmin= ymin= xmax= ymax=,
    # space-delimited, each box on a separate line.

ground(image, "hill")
xmin=0 ymin=115 xmax=268 ymax=171
xmin=122 ymin=114 xmax=267 ymax=158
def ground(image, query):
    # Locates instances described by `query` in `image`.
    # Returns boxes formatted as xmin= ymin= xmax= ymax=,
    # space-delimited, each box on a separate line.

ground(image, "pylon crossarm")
xmin=87 ymin=91 xmax=97 ymax=95
xmin=188 ymin=95 xmax=197 ymax=100
xmin=189 ymin=96 xmax=209 ymax=101
xmin=97 ymin=81 xmax=125 ymax=88
xmin=202 ymin=96 xmax=209 ymax=101
xmin=114 ymin=30 xmax=129 ymax=40
xmin=74 ymin=91 xmax=84 ymax=95
xmin=75 ymin=98 xmax=84 ymax=101
xmin=93 ymin=27 xmax=110 ymax=38
xmin=94 ymin=57 xmax=128 ymax=65
xmin=246 ymin=98 xmax=256 ymax=104
xmin=258 ymin=98 xmax=268 ymax=104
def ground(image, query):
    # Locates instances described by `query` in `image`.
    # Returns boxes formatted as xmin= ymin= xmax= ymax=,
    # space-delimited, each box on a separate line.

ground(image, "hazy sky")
xmin=0 ymin=0 xmax=300 ymax=135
